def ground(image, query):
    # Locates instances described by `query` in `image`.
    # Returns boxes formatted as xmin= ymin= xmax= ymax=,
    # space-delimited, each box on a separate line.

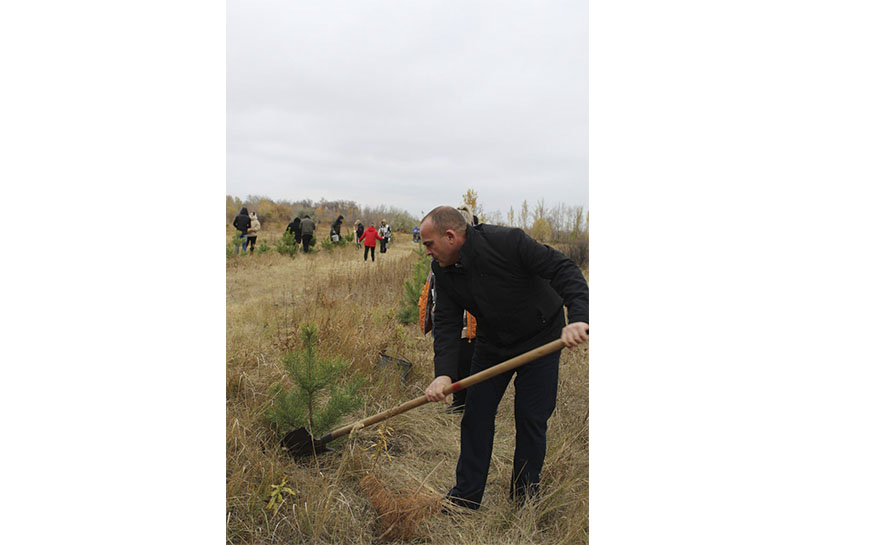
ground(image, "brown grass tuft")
xmin=359 ymin=474 xmax=440 ymax=541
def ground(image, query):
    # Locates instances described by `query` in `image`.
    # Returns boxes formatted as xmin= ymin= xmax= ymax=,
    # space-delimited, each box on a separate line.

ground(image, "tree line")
xmin=227 ymin=190 xmax=589 ymax=245
xmin=226 ymin=195 xmax=420 ymax=232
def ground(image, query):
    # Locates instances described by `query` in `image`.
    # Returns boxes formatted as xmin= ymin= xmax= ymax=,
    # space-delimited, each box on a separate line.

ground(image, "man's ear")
xmin=444 ymin=229 xmax=456 ymax=242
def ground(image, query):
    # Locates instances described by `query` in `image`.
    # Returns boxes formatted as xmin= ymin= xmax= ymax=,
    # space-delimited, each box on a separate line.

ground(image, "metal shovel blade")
xmin=281 ymin=427 xmax=331 ymax=458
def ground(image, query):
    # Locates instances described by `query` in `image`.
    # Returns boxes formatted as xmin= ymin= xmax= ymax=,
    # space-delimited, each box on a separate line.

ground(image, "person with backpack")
xmin=378 ymin=219 xmax=391 ymax=253
xmin=358 ymin=223 xmax=383 ymax=262
xmin=231 ymin=207 xmax=251 ymax=255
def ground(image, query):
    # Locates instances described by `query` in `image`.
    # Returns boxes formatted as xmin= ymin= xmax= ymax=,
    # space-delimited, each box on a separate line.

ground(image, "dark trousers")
xmin=380 ymin=238 xmax=387 ymax=253
xmin=447 ymin=347 xmax=560 ymax=509
xmin=451 ymin=338 xmax=476 ymax=410
xmin=244 ymin=236 xmax=256 ymax=253
xmin=364 ymin=246 xmax=375 ymax=261
xmin=302 ymin=234 xmax=313 ymax=252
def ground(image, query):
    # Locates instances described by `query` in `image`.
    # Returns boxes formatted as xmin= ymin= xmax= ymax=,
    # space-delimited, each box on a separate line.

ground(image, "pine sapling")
xmin=264 ymin=324 xmax=364 ymax=437
xmin=398 ymin=250 xmax=430 ymax=325
xmin=274 ymin=231 xmax=299 ymax=257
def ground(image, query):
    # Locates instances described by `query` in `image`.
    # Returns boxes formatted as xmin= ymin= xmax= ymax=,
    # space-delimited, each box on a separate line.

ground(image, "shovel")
xmin=281 ymin=338 xmax=566 ymax=458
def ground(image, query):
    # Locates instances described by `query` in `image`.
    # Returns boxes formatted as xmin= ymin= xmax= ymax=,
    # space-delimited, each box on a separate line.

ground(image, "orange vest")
xmin=418 ymin=275 xmax=476 ymax=340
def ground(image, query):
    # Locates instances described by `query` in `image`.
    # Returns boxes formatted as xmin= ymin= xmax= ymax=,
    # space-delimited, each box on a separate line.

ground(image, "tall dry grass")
xmin=227 ymin=224 xmax=589 ymax=544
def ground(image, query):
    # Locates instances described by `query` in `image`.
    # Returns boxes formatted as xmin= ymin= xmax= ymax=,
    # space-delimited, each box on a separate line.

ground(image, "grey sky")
xmin=228 ymin=0 xmax=588 ymax=219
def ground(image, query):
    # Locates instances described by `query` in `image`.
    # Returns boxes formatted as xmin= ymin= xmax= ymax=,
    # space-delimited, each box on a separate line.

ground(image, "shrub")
xmin=227 ymin=233 xmax=246 ymax=258
xmin=397 ymin=249 xmax=430 ymax=325
xmin=255 ymin=241 xmax=271 ymax=255
xmin=530 ymin=217 xmax=553 ymax=242
xmin=321 ymin=231 xmax=348 ymax=252
xmin=264 ymin=324 xmax=365 ymax=437
xmin=274 ymin=232 xmax=298 ymax=258
xmin=396 ymin=305 xmax=418 ymax=325
xmin=320 ymin=235 xmax=336 ymax=253
xmin=563 ymin=233 xmax=588 ymax=270
xmin=332 ymin=233 xmax=348 ymax=247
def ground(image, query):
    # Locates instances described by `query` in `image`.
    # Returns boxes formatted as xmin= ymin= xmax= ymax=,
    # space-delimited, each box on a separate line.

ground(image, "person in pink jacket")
xmin=358 ymin=224 xmax=383 ymax=262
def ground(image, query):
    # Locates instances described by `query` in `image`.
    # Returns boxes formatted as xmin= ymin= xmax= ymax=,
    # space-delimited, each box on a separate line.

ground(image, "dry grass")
xmin=227 ymin=224 xmax=589 ymax=544
xmin=359 ymin=474 xmax=440 ymax=541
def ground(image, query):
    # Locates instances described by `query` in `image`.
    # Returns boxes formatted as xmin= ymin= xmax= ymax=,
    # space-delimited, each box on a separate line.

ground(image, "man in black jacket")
xmin=232 ymin=207 xmax=251 ymax=255
xmin=421 ymin=206 xmax=589 ymax=509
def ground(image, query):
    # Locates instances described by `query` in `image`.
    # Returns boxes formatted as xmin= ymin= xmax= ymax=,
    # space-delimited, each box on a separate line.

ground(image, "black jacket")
xmin=431 ymin=224 xmax=588 ymax=380
xmin=288 ymin=218 xmax=302 ymax=242
xmin=232 ymin=213 xmax=251 ymax=234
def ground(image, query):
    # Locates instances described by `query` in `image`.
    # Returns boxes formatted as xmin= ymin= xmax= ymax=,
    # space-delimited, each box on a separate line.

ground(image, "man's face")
xmin=420 ymin=218 xmax=462 ymax=267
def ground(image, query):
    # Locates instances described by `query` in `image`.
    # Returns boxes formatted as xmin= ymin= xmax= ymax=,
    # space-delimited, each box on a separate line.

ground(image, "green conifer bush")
xmin=274 ymin=231 xmax=299 ymax=257
xmin=255 ymin=240 xmax=271 ymax=254
xmin=264 ymin=324 xmax=364 ymax=437
xmin=397 ymin=249 xmax=430 ymax=325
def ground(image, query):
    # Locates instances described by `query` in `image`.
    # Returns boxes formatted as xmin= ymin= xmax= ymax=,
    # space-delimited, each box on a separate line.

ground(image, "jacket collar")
xmin=457 ymin=224 xmax=480 ymax=266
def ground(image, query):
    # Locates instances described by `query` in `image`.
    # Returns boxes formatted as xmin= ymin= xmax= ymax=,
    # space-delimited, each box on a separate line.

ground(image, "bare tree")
xmin=462 ymin=189 xmax=480 ymax=216
xmin=520 ymin=200 xmax=529 ymax=230
xmin=488 ymin=209 xmax=504 ymax=225
xmin=571 ymin=206 xmax=585 ymax=239
xmin=533 ymin=198 xmax=547 ymax=222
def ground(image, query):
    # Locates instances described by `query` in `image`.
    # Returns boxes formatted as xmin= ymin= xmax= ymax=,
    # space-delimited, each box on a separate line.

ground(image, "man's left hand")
xmin=561 ymin=322 xmax=589 ymax=348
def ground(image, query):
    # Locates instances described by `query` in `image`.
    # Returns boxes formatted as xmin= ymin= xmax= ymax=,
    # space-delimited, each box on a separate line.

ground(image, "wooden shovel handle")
xmin=320 ymin=338 xmax=565 ymax=442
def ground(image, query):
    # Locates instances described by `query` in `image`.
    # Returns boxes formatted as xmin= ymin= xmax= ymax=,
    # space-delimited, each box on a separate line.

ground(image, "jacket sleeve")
xmin=432 ymin=273 xmax=463 ymax=381
xmin=513 ymin=229 xmax=589 ymax=324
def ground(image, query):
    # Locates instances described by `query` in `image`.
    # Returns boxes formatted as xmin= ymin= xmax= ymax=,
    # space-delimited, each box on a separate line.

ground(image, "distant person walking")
xmin=378 ymin=219 xmax=391 ymax=254
xmin=232 ymin=207 xmax=251 ymax=255
xmin=412 ymin=225 xmax=421 ymax=243
xmin=289 ymin=217 xmax=302 ymax=245
xmin=353 ymin=220 xmax=364 ymax=249
xmin=244 ymin=211 xmax=261 ymax=254
xmin=300 ymin=215 xmax=316 ymax=253
xmin=330 ymin=215 xmax=344 ymax=242
xmin=359 ymin=223 xmax=383 ymax=262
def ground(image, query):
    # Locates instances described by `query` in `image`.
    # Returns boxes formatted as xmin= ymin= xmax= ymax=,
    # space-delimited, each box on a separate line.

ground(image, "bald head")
xmin=420 ymin=206 xmax=469 ymax=267
xmin=422 ymin=206 xmax=468 ymax=234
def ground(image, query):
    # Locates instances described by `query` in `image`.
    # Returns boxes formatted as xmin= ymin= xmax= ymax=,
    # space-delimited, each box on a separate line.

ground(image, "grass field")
xmin=226 ymin=224 xmax=589 ymax=544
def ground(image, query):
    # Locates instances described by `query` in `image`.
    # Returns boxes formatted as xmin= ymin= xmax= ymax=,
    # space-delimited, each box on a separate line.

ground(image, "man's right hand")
xmin=425 ymin=375 xmax=454 ymax=403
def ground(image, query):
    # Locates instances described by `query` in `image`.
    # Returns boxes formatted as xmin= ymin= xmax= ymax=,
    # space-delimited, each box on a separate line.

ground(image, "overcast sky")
xmin=228 ymin=0 xmax=588 ymax=219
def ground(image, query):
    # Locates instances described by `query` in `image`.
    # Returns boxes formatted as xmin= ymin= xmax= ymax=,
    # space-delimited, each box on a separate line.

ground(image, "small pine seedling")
xmin=264 ymin=324 xmax=364 ymax=437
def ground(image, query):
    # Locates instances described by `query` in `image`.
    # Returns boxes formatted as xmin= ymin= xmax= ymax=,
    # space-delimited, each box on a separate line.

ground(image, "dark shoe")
xmin=510 ymin=482 xmax=541 ymax=507
xmin=442 ymin=492 xmax=480 ymax=513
